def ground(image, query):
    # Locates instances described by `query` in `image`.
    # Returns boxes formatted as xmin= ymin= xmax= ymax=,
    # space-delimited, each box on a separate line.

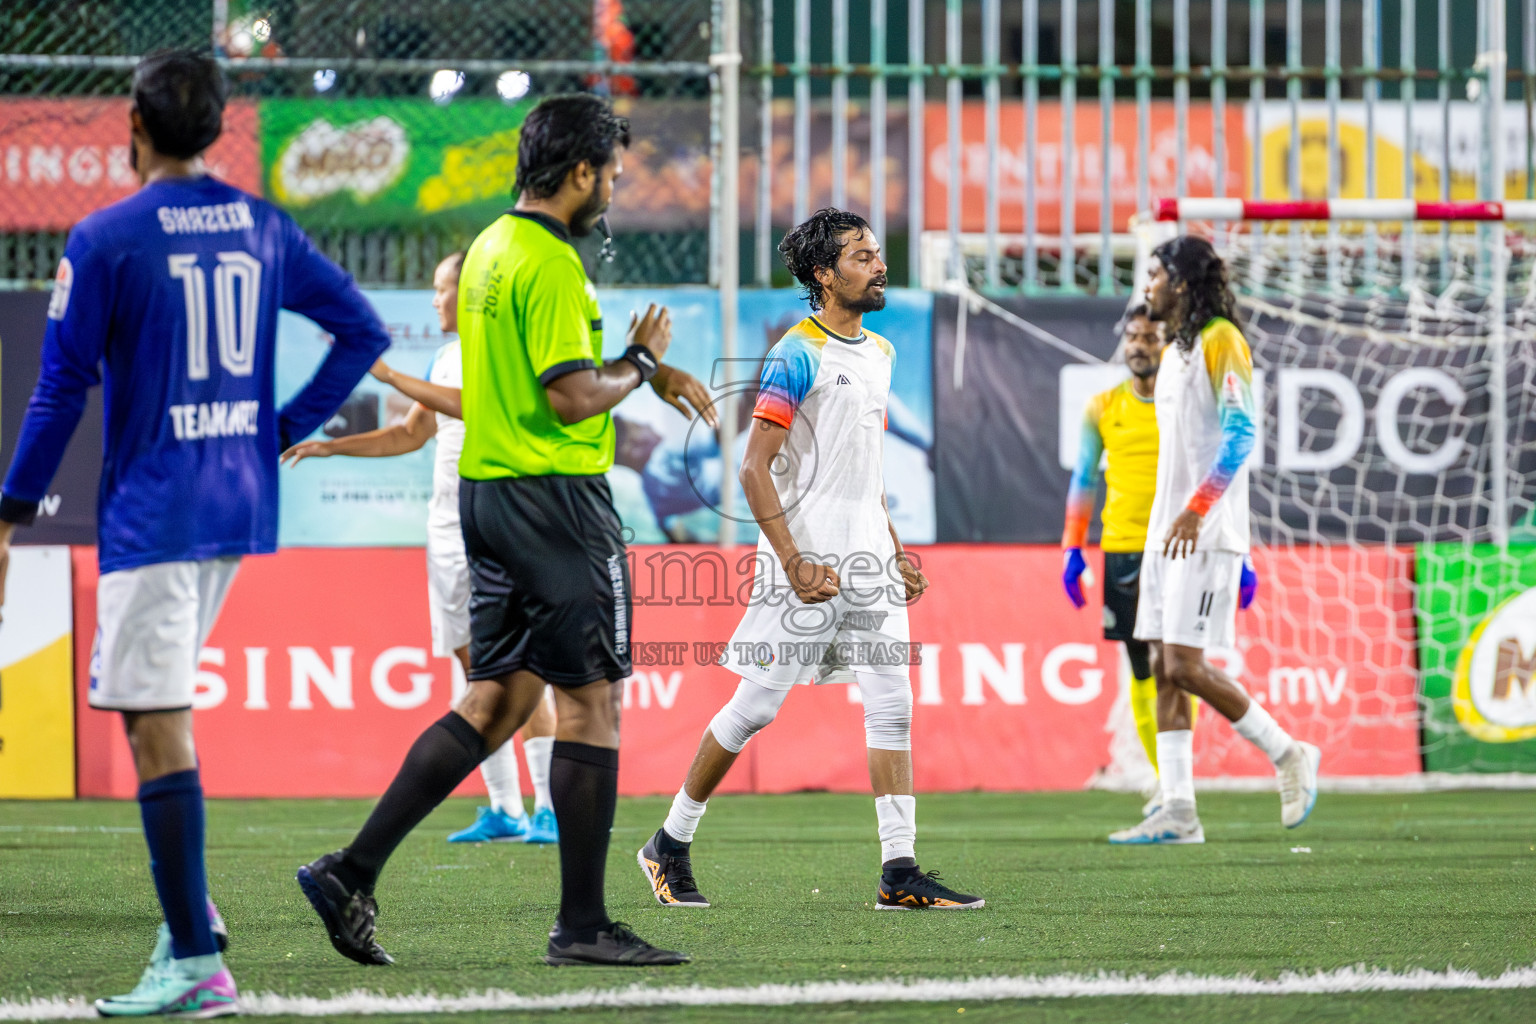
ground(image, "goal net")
xmin=1139 ymin=201 xmax=1536 ymax=784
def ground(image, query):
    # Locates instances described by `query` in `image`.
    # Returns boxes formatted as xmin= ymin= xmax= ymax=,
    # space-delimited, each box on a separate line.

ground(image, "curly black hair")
xmin=132 ymin=49 xmax=227 ymax=160
xmin=778 ymin=208 xmax=872 ymax=311
xmin=1151 ymin=235 xmax=1242 ymax=352
xmin=514 ymin=94 xmax=631 ymax=200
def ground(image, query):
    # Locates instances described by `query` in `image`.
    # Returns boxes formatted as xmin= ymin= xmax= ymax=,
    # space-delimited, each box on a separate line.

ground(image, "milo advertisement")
xmin=260 ymin=98 xmax=533 ymax=229
xmin=1417 ymin=543 xmax=1536 ymax=772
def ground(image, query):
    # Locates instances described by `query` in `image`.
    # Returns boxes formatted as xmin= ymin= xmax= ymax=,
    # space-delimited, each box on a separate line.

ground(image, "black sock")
xmin=882 ymin=856 xmax=920 ymax=882
xmin=657 ymin=828 xmax=690 ymax=855
xmin=551 ymin=741 xmax=619 ymax=937
xmin=340 ymin=712 xmax=487 ymax=893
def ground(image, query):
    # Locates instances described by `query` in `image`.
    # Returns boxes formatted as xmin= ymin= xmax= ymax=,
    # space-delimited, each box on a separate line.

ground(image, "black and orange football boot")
xmin=637 ymin=829 xmax=710 ymax=907
xmin=876 ymin=867 xmax=985 ymax=910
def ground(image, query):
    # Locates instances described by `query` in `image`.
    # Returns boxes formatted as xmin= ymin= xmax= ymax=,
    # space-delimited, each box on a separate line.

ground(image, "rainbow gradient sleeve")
xmin=752 ymin=332 xmax=823 ymax=429
xmin=1187 ymin=318 xmax=1257 ymax=516
xmin=1061 ymin=392 xmax=1107 ymax=548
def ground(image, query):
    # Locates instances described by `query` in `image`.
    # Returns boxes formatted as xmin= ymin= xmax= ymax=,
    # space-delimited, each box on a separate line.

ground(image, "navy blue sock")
xmin=139 ymin=768 xmax=218 ymax=960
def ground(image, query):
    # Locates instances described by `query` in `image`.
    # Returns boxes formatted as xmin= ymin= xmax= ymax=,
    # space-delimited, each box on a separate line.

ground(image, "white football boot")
xmin=1108 ymin=799 xmax=1204 ymax=845
xmin=1277 ymin=741 xmax=1321 ymax=828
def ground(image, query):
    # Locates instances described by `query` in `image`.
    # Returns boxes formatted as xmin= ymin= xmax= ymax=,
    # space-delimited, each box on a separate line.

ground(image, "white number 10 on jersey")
xmin=168 ymin=251 xmax=261 ymax=380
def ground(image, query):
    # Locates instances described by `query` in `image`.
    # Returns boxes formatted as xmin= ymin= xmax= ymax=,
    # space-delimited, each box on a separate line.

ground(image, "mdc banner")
xmin=0 ymin=98 xmax=260 ymax=231
xmin=1417 ymin=543 xmax=1536 ymax=773
xmin=73 ymin=544 xmax=1418 ymax=798
xmin=933 ymin=295 xmax=1536 ymax=545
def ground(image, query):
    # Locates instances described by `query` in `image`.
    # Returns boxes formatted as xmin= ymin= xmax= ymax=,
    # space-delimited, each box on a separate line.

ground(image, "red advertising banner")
xmin=72 ymin=543 xmax=1418 ymax=799
xmin=0 ymin=99 xmax=260 ymax=232
xmin=923 ymin=100 xmax=1248 ymax=234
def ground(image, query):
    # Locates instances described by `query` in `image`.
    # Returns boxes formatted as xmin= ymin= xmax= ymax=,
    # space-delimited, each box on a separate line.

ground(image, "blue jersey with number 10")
xmin=0 ymin=175 xmax=391 ymax=573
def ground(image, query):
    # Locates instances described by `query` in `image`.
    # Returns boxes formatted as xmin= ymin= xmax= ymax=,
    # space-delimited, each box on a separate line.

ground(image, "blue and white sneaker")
xmin=448 ymin=806 xmax=529 ymax=843
xmin=523 ymin=806 xmax=559 ymax=845
xmin=95 ymin=952 xmax=238 ymax=1018
xmin=1108 ymin=800 xmax=1205 ymax=845
xmin=1278 ymin=741 xmax=1321 ymax=828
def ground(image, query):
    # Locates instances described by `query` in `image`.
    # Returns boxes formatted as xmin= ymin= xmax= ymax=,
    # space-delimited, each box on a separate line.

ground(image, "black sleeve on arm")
xmin=537 ymin=359 xmax=599 ymax=386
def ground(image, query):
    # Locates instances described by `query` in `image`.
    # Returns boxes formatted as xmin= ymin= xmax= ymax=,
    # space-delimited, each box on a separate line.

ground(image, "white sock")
xmin=522 ymin=735 xmax=554 ymax=812
xmin=663 ymin=786 xmax=708 ymax=843
xmin=1155 ymin=730 xmax=1196 ymax=806
xmin=1232 ymin=701 xmax=1293 ymax=765
xmin=874 ymin=794 xmax=917 ymax=863
xmin=479 ymin=741 xmax=523 ymax=816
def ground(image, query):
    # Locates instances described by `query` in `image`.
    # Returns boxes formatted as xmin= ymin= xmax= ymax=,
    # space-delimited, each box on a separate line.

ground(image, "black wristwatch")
xmin=621 ymin=344 xmax=660 ymax=383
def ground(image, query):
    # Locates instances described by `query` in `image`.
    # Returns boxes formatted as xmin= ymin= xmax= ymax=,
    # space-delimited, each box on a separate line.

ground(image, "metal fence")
xmin=0 ymin=2 xmax=1530 ymax=293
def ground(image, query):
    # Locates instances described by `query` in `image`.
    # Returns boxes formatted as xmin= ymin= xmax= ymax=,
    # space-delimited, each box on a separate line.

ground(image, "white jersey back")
xmin=1144 ymin=317 xmax=1255 ymax=554
xmin=427 ymin=339 xmax=464 ymax=534
xmin=750 ymin=316 xmax=898 ymax=585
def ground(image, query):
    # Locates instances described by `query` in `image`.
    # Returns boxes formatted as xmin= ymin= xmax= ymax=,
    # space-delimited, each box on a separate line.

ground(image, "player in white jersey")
xmin=637 ymin=209 xmax=983 ymax=911
xmin=282 ymin=252 xmax=559 ymax=845
xmin=1110 ymin=235 xmax=1320 ymax=845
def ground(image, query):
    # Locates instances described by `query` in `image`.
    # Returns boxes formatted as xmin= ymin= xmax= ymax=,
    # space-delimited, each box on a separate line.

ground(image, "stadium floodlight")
xmin=497 ymin=70 xmax=531 ymax=102
xmin=312 ymin=69 xmax=337 ymax=93
xmin=430 ymin=69 xmax=465 ymax=104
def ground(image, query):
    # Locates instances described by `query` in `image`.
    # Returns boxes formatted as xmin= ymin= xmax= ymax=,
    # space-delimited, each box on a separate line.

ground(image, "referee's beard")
xmin=571 ymin=184 xmax=608 ymax=237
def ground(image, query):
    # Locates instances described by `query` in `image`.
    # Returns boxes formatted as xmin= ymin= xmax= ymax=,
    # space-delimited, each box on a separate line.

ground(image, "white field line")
xmin=4 ymin=963 xmax=1535 ymax=1020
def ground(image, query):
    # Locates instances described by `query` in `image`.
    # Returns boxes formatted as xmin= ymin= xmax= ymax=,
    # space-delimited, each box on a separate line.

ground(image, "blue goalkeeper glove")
xmin=1239 ymin=554 xmax=1258 ymax=610
xmin=1062 ymin=547 xmax=1088 ymax=609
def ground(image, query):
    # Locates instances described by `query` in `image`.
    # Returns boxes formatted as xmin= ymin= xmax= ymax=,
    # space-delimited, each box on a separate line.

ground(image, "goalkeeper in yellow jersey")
xmin=1061 ymin=305 xmax=1252 ymax=798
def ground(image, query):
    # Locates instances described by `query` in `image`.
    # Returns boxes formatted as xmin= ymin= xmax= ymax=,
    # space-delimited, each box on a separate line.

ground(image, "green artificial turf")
xmin=1 ymin=791 xmax=1533 ymax=1022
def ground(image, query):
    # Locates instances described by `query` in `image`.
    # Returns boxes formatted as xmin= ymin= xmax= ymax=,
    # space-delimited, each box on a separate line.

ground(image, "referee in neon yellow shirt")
xmin=1062 ymin=305 xmax=1254 ymax=790
xmin=299 ymin=94 xmax=715 ymax=969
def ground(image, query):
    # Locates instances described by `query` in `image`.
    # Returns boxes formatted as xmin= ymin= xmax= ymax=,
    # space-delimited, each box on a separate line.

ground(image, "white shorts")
xmin=426 ymin=526 xmax=471 ymax=659
xmin=1133 ymin=549 xmax=1241 ymax=650
xmin=725 ymin=586 xmax=912 ymax=690
xmin=89 ymin=557 xmax=241 ymax=711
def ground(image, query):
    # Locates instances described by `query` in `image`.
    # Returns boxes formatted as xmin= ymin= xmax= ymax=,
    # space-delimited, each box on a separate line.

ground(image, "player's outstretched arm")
xmin=372 ymin=361 xmax=463 ymax=420
xmin=282 ymin=402 xmax=437 ymax=466
xmin=741 ymin=417 xmax=839 ymax=605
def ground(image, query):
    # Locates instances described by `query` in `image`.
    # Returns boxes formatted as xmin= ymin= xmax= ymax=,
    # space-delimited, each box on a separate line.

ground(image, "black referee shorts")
xmin=1102 ymin=550 xmax=1143 ymax=642
xmin=459 ymin=474 xmax=633 ymax=687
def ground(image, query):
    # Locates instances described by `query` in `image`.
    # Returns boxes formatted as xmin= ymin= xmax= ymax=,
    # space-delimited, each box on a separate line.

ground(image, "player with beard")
xmin=1108 ymin=235 xmax=1318 ymax=845
xmin=1064 ymin=307 xmax=1191 ymax=797
xmin=298 ymin=94 xmax=716 ymax=967
xmin=637 ymin=208 xmax=984 ymax=911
